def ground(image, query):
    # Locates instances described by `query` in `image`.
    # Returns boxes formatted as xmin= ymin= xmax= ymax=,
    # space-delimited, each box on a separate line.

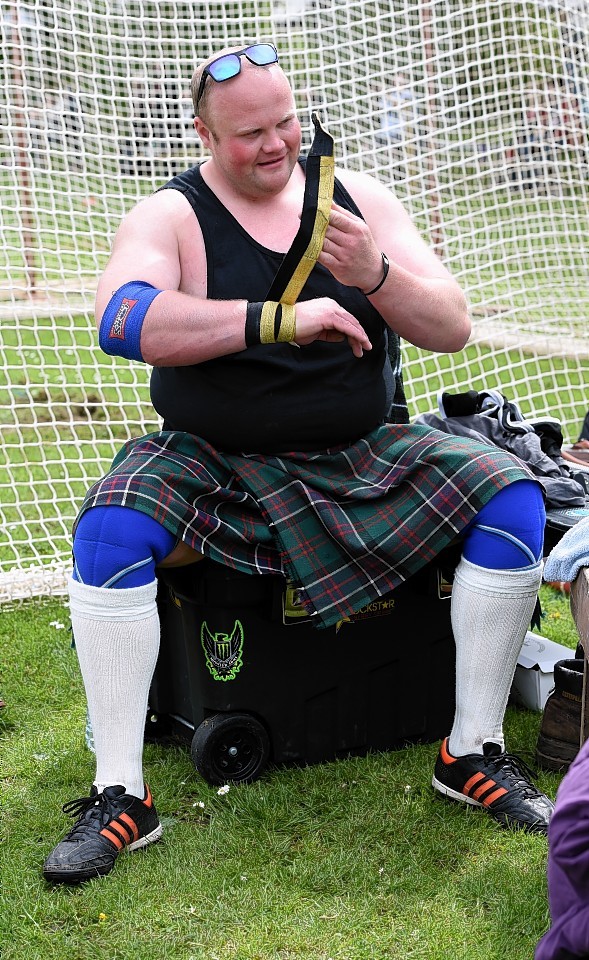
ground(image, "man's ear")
xmin=194 ymin=116 xmax=212 ymax=148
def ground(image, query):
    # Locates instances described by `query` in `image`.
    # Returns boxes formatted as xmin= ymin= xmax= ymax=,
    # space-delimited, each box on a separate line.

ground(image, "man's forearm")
xmin=96 ymin=288 xmax=373 ymax=365
xmin=100 ymin=291 xmax=249 ymax=367
xmin=375 ymin=268 xmax=470 ymax=354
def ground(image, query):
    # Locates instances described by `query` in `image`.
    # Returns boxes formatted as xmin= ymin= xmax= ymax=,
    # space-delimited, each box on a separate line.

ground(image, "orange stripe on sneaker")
xmin=119 ymin=812 xmax=139 ymax=842
xmin=109 ymin=819 xmax=134 ymax=843
xmin=482 ymin=786 xmax=508 ymax=807
xmin=440 ymin=738 xmax=457 ymax=765
xmin=143 ymin=784 xmax=153 ymax=808
xmin=463 ymin=771 xmax=486 ymax=794
xmin=473 ymin=779 xmax=496 ymax=801
xmin=100 ymin=827 xmax=125 ymax=849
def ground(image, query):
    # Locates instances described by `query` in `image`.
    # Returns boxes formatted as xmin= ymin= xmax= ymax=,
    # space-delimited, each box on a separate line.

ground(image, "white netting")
xmin=2 ymin=0 xmax=588 ymax=601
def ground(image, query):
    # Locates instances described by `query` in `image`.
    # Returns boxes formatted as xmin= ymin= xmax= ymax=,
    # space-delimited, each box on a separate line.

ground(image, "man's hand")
xmin=317 ymin=202 xmax=383 ymax=293
xmin=294 ymin=298 xmax=372 ymax=358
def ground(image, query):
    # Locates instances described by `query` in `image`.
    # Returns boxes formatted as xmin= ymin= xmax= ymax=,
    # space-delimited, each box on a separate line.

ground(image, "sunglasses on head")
xmin=195 ymin=43 xmax=279 ymax=112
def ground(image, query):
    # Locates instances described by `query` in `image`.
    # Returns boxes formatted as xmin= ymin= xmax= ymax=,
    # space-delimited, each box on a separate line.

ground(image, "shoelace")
xmin=61 ymin=792 xmax=110 ymax=839
xmin=485 ymin=752 xmax=541 ymax=799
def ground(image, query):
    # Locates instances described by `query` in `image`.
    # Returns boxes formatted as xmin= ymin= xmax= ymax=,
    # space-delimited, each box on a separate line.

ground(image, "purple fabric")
xmin=536 ymin=739 xmax=589 ymax=959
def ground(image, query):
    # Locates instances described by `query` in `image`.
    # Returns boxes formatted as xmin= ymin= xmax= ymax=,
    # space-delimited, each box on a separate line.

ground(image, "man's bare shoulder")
xmin=114 ymin=187 xmax=200 ymax=246
xmin=127 ymin=185 xmax=196 ymax=220
xmin=335 ymin=165 xmax=405 ymax=216
xmin=334 ymin=165 xmax=378 ymax=188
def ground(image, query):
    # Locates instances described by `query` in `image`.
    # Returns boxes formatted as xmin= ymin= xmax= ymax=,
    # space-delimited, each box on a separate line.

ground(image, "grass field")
xmin=0 ymin=583 xmax=581 ymax=960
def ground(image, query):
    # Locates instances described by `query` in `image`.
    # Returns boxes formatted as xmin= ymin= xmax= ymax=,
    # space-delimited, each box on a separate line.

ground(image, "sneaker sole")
xmin=432 ymin=774 xmax=482 ymax=808
xmin=127 ymin=823 xmax=163 ymax=852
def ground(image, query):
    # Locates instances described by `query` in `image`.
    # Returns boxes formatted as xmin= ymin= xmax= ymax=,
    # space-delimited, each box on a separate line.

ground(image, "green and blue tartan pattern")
xmin=77 ymin=423 xmax=533 ymax=629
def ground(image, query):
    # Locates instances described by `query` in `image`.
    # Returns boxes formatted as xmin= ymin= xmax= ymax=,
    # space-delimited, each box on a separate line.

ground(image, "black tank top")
xmin=152 ymin=160 xmax=408 ymax=452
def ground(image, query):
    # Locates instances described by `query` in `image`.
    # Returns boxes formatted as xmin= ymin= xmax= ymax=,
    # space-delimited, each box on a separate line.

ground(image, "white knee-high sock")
xmin=68 ymin=577 xmax=160 ymax=798
xmin=448 ymin=557 xmax=542 ymax=757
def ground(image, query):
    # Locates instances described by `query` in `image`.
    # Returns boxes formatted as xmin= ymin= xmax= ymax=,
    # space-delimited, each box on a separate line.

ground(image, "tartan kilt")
xmin=77 ymin=423 xmax=535 ymax=629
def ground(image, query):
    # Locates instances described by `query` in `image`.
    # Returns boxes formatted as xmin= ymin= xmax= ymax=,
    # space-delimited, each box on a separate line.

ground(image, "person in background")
xmin=376 ymin=72 xmax=420 ymax=180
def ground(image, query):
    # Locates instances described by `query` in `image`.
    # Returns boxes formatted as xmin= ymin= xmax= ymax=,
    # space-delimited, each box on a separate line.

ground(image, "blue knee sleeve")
xmin=72 ymin=505 xmax=177 ymax=588
xmin=462 ymin=479 xmax=545 ymax=569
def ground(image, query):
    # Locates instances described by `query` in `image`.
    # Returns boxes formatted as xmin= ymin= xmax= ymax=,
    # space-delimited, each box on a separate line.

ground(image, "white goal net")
xmin=2 ymin=0 xmax=588 ymax=601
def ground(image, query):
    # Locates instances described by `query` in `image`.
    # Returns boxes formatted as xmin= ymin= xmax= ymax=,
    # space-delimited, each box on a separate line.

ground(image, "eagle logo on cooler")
xmin=109 ymin=297 xmax=138 ymax=339
xmin=201 ymin=620 xmax=244 ymax=682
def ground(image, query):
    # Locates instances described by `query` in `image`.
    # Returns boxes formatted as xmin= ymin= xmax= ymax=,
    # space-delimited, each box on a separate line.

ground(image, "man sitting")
xmin=43 ymin=42 xmax=552 ymax=885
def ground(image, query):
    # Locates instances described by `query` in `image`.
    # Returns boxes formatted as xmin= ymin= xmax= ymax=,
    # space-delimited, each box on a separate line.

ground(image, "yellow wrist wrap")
xmin=246 ymin=301 xmax=297 ymax=346
xmin=260 ymin=302 xmax=297 ymax=343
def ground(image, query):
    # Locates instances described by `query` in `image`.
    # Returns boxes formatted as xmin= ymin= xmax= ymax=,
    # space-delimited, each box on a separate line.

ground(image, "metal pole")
xmin=10 ymin=5 xmax=37 ymax=295
xmin=421 ymin=0 xmax=445 ymax=257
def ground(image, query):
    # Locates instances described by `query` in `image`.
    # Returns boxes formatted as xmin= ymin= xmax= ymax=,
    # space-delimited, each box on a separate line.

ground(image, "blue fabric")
xmin=99 ymin=281 xmax=163 ymax=362
xmin=462 ymin=479 xmax=545 ymax=569
xmin=72 ymin=505 xmax=176 ymax=588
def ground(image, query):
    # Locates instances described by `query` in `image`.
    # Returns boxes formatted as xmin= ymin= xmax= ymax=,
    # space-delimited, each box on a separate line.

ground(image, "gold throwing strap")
xmin=259 ymin=302 xmax=297 ymax=343
xmin=265 ymin=112 xmax=335 ymax=307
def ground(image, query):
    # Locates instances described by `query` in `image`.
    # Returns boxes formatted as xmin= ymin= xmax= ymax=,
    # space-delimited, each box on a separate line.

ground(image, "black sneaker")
xmin=43 ymin=784 xmax=162 ymax=884
xmin=432 ymin=738 xmax=553 ymax=833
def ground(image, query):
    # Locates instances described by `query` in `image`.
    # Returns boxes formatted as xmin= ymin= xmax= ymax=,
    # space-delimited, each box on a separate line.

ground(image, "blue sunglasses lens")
xmin=246 ymin=44 xmax=279 ymax=66
xmin=209 ymin=54 xmax=241 ymax=82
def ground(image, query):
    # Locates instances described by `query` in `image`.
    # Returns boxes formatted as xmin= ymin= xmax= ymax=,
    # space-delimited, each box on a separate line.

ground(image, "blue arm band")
xmin=98 ymin=281 xmax=164 ymax=362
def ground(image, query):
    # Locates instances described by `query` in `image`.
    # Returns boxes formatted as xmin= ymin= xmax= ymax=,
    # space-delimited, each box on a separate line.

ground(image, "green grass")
xmin=0 ymin=585 xmax=579 ymax=959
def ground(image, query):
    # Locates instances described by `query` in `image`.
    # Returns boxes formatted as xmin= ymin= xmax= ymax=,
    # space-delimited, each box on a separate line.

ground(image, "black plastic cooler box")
xmin=146 ymin=506 xmax=583 ymax=787
xmin=148 ymin=547 xmax=460 ymax=786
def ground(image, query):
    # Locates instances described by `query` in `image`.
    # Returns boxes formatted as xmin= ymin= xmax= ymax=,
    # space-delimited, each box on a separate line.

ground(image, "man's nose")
xmin=261 ymin=129 xmax=284 ymax=151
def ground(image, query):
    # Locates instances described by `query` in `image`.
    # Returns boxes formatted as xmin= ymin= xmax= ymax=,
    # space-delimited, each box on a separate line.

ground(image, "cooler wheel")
xmin=191 ymin=712 xmax=270 ymax=785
